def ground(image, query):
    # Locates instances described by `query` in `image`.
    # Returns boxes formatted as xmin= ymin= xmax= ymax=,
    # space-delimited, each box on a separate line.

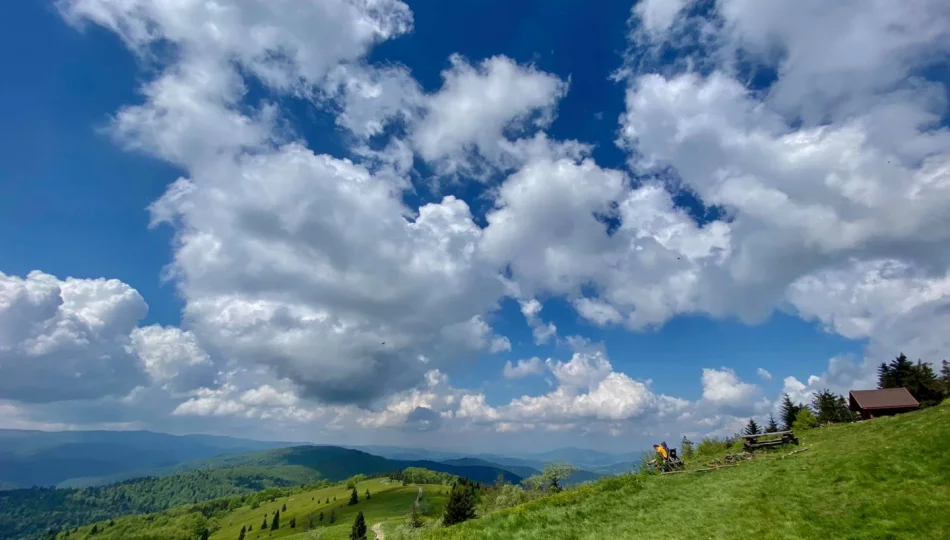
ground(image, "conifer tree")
xmin=365 ymin=488 xmax=371 ymax=500
xmin=780 ymin=394 xmax=801 ymax=430
xmin=319 ymin=511 xmax=324 ymax=522
xmin=744 ymin=418 xmax=761 ymax=435
xmin=330 ymin=510 xmax=336 ymax=524
xmin=407 ymin=503 xmax=422 ymax=528
xmin=282 ymin=503 xmax=287 ymax=512
xmin=238 ymin=525 xmax=246 ymax=540
xmin=262 ymin=516 xmax=268 ymax=530
xmin=765 ymin=413 xmax=780 ymax=433
xmin=350 ymin=511 xmax=368 ymax=540
xmin=271 ymin=510 xmax=280 ymax=530
xmin=348 ymin=487 xmax=359 ymax=506
xmin=442 ymin=482 xmax=477 ymax=525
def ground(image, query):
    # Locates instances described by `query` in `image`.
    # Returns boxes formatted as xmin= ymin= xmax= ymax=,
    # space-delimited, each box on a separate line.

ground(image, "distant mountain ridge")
xmin=167 ymin=445 xmax=524 ymax=485
xmin=0 ymin=429 xmax=301 ymax=489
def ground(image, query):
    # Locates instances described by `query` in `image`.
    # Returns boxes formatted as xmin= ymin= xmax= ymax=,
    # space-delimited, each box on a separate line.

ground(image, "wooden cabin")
xmin=849 ymin=388 xmax=919 ymax=420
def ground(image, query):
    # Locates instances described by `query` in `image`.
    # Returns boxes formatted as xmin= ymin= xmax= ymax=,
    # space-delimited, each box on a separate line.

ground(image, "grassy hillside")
xmin=421 ymin=402 xmax=950 ymax=539
xmin=54 ymin=478 xmax=449 ymax=540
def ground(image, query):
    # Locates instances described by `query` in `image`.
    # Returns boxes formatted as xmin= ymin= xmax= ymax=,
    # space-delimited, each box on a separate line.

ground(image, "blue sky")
xmin=1 ymin=0 xmax=947 ymax=453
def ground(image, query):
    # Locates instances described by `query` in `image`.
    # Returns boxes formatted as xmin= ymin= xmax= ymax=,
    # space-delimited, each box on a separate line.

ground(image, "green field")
xmin=423 ymin=402 xmax=950 ymax=539
xmin=212 ymin=478 xmax=448 ymax=540
xmin=55 ymin=478 xmax=449 ymax=540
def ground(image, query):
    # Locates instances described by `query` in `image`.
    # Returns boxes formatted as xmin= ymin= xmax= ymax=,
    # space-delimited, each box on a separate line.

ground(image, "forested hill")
xmin=0 ymin=466 xmax=323 ymax=540
xmin=0 ymin=445 xmax=520 ymax=540
xmin=165 ymin=446 xmax=523 ymax=485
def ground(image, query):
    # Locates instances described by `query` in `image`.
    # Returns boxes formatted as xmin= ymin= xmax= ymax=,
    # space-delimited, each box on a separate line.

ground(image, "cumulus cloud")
xmin=0 ymin=271 xmax=148 ymax=403
xmin=756 ymin=368 xmax=772 ymax=381
xmin=131 ymin=325 xmax=214 ymax=392
xmin=503 ymin=358 xmax=545 ymax=379
xmin=413 ymin=54 xmax=568 ymax=173
xmin=700 ymin=367 xmax=766 ymax=415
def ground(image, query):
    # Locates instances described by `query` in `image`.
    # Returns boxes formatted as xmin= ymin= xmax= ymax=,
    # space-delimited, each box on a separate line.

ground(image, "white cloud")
xmin=413 ymin=54 xmax=568 ymax=173
xmin=0 ymin=271 xmax=148 ymax=403
xmin=503 ymin=357 xmax=545 ymax=379
xmin=700 ymin=367 xmax=765 ymax=415
xmin=131 ymin=325 xmax=214 ymax=391
xmin=60 ymin=0 xmax=413 ymax=91
xmin=634 ymin=0 xmax=690 ymax=35
xmin=757 ymin=368 xmax=772 ymax=381
xmin=519 ymin=299 xmax=558 ymax=345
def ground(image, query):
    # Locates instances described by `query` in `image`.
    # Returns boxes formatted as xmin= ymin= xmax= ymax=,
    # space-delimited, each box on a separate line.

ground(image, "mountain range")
xmin=0 ymin=429 xmax=632 ymax=490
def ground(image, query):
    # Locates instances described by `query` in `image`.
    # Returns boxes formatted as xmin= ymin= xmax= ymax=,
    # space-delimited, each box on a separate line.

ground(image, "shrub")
xmin=793 ymin=407 xmax=820 ymax=431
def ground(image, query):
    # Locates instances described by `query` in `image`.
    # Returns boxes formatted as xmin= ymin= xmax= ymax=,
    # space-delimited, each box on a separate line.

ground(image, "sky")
xmin=1 ymin=0 xmax=949 ymax=454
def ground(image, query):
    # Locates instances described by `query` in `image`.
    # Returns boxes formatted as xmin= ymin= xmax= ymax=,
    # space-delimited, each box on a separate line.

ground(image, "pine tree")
xmin=680 ymin=436 xmax=694 ymax=459
xmin=765 ymin=413 xmax=780 ymax=433
xmin=248 ymin=524 xmax=252 ymax=532
xmin=330 ymin=510 xmax=336 ymax=524
xmin=442 ymin=482 xmax=477 ymax=525
xmin=282 ymin=503 xmax=287 ymax=512
xmin=348 ymin=487 xmax=359 ymax=506
xmin=812 ymin=389 xmax=841 ymax=424
xmin=90 ymin=525 xmax=98 ymax=535
xmin=350 ymin=511 xmax=368 ymax=540
xmin=262 ymin=515 xmax=268 ymax=530
xmin=881 ymin=354 xmax=914 ymax=388
xmin=407 ymin=503 xmax=423 ymax=528
xmin=200 ymin=529 xmax=210 ymax=540
xmin=239 ymin=525 xmax=246 ymax=540
xmin=290 ymin=517 xmax=296 ymax=529
xmin=271 ymin=510 xmax=280 ymax=530
xmin=908 ymin=360 xmax=943 ymax=406
xmin=834 ymin=395 xmax=856 ymax=423
xmin=326 ymin=497 xmax=330 ymax=504
xmin=365 ymin=488 xmax=371 ymax=500
xmin=941 ymin=360 xmax=950 ymax=396
xmin=780 ymin=393 xmax=801 ymax=430
xmin=744 ymin=418 xmax=761 ymax=435
xmin=319 ymin=511 xmax=324 ymax=522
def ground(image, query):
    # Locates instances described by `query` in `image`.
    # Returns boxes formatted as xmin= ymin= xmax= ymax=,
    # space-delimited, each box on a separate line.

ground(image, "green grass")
xmin=425 ymin=402 xmax=950 ymax=539
xmin=57 ymin=479 xmax=449 ymax=540
xmin=212 ymin=479 xmax=449 ymax=540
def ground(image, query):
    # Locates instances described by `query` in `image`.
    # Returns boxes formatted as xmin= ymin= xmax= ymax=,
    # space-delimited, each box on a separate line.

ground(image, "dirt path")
xmin=372 ymin=486 xmax=424 ymax=539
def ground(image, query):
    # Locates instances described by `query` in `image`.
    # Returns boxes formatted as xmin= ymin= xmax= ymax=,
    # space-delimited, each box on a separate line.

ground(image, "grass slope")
xmin=59 ymin=478 xmax=448 ymax=540
xmin=426 ymin=402 xmax=950 ymax=539
xmin=211 ymin=478 xmax=447 ymax=540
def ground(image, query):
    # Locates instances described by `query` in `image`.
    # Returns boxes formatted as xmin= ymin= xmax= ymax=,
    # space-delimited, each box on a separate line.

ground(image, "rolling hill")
xmin=169 ymin=446 xmax=524 ymax=485
xmin=0 ymin=430 xmax=300 ymax=489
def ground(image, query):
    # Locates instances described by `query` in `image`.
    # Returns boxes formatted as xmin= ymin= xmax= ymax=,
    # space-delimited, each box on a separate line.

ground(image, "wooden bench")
xmin=742 ymin=430 xmax=799 ymax=450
